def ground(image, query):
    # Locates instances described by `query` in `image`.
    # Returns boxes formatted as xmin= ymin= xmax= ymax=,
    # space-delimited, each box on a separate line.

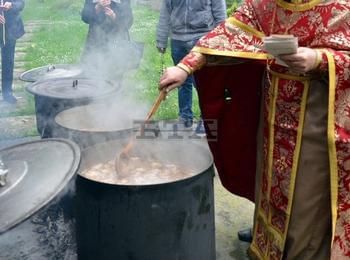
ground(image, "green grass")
xmin=23 ymin=0 xmax=86 ymax=68
xmin=126 ymin=7 xmax=201 ymax=120
xmin=3 ymin=92 xmax=35 ymax=116
xmin=8 ymin=0 xmax=232 ymax=136
xmin=24 ymin=22 xmax=87 ymax=69
xmin=23 ymin=0 xmax=84 ymax=21
xmin=0 ymin=0 xmax=87 ymax=138
xmin=22 ymin=1 xmax=201 ymax=121
xmin=0 ymin=0 xmax=87 ymax=128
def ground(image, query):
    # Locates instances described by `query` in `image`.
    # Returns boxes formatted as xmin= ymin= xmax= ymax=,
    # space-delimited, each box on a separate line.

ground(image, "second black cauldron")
xmin=26 ymin=77 xmax=119 ymax=138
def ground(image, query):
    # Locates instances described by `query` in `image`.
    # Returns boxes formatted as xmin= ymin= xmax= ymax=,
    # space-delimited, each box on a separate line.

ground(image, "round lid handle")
xmin=72 ymin=79 xmax=78 ymax=89
xmin=0 ymin=158 xmax=8 ymax=187
xmin=47 ymin=65 xmax=56 ymax=72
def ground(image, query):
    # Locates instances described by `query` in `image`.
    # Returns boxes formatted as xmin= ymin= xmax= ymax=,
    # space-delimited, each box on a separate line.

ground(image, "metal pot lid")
xmin=0 ymin=138 xmax=80 ymax=234
xmin=20 ymin=64 xmax=83 ymax=82
xmin=26 ymin=77 xmax=118 ymax=100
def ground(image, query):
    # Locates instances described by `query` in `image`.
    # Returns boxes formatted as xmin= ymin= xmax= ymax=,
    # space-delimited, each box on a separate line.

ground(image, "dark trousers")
xmin=171 ymin=39 xmax=199 ymax=122
xmin=1 ymin=39 xmax=16 ymax=96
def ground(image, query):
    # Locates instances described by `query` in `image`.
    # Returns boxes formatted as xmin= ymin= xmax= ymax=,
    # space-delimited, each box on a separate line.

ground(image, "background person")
xmin=156 ymin=0 xmax=226 ymax=135
xmin=159 ymin=0 xmax=350 ymax=258
xmin=0 ymin=0 xmax=25 ymax=104
xmin=81 ymin=0 xmax=133 ymax=82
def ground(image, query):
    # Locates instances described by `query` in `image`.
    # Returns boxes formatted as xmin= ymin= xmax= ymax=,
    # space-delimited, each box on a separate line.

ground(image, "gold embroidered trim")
xmin=253 ymin=216 xmax=285 ymax=259
xmin=176 ymin=63 xmax=192 ymax=75
xmin=269 ymin=70 xmax=311 ymax=81
xmin=276 ymin=0 xmax=321 ymax=11
xmin=226 ymin=17 xmax=266 ymax=39
xmin=250 ymin=74 xmax=280 ymax=259
xmin=250 ymin=74 xmax=278 ymax=259
xmin=249 ymin=243 xmax=264 ymax=259
xmin=249 ymin=72 xmax=276 ymax=259
xmin=266 ymin=75 xmax=279 ymax=258
xmin=324 ymin=50 xmax=338 ymax=247
xmin=251 ymin=74 xmax=311 ymax=259
xmin=192 ymin=47 xmax=268 ymax=60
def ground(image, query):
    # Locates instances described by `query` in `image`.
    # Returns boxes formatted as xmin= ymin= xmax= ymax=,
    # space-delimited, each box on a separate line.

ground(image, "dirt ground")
xmin=214 ymin=176 xmax=253 ymax=260
xmin=0 ymin=115 xmax=36 ymax=140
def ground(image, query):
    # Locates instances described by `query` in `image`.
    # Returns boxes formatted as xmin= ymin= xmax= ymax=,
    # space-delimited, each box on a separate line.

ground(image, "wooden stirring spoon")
xmin=115 ymin=89 xmax=167 ymax=174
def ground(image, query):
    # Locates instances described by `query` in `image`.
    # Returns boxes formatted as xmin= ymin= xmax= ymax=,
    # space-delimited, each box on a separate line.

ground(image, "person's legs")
xmin=2 ymin=39 xmax=16 ymax=103
xmin=185 ymin=39 xmax=206 ymax=136
xmin=171 ymin=39 xmax=194 ymax=127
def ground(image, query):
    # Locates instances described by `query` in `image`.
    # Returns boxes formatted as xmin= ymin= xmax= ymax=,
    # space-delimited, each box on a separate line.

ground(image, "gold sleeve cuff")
xmin=179 ymin=51 xmax=207 ymax=74
xmin=176 ymin=63 xmax=193 ymax=75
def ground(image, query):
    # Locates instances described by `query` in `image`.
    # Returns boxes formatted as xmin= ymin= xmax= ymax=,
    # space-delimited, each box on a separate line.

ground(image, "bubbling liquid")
xmin=80 ymin=156 xmax=196 ymax=185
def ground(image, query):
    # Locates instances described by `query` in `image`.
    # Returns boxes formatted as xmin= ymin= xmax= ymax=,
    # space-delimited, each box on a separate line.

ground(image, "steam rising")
xmin=80 ymin=138 xmax=212 ymax=186
xmin=80 ymin=33 xmax=143 ymax=84
xmin=55 ymin=95 xmax=149 ymax=133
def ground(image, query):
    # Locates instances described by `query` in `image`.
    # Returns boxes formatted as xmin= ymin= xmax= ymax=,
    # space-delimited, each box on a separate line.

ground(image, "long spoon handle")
xmin=145 ymin=90 xmax=167 ymax=123
xmin=115 ymin=90 xmax=167 ymax=173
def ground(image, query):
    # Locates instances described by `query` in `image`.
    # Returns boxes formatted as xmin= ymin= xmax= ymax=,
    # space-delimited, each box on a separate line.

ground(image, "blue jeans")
xmin=1 ymin=39 xmax=16 ymax=96
xmin=171 ymin=39 xmax=199 ymax=123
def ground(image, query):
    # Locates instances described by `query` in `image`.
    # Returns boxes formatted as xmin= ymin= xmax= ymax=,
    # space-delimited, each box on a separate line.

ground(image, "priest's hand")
xmin=159 ymin=66 xmax=188 ymax=92
xmin=0 ymin=15 xmax=5 ymax=24
xmin=278 ymin=47 xmax=318 ymax=74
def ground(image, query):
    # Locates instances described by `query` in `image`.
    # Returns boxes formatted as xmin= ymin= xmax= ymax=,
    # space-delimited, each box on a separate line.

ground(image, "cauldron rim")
xmin=77 ymin=163 xmax=213 ymax=189
xmin=54 ymin=104 xmax=136 ymax=133
xmin=78 ymin=140 xmax=213 ymax=188
xmin=56 ymin=123 xmax=135 ymax=134
xmin=25 ymin=77 xmax=118 ymax=100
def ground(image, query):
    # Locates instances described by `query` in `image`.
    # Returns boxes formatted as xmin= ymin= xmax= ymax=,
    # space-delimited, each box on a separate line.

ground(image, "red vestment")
xmin=180 ymin=0 xmax=350 ymax=258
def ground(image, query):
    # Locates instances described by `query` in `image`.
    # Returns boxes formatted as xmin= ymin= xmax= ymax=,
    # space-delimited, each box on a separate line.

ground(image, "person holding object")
xmin=0 ymin=0 xmax=24 ymax=104
xmin=160 ymin=0 xmax=350 ymax=259
xmin=156 ymin=0 xmax=226 ymax=135
xmin=81 ymin=0 xmax=133 ymax=81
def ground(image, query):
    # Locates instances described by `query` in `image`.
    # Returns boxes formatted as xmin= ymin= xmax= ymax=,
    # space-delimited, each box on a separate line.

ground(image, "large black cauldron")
xmin=26 ymin=77 xmax=119 ymax=138
xmin=76 ymin=139 xmax=215 ymax=260
xmin=0 ymin=139 xmax=80 ymax=260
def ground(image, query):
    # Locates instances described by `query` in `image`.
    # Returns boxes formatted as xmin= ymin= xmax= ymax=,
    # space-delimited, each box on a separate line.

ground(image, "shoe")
xmin=3 ymin=94 xmax=17 ymax=104
xmin=177 ymin=117 xmax=193 ymax=129
xmin=237 ymin=228 xmax=253 ymax=243
xmin=195 ymin=119 xmax=206 ymax=137
xmin=183 ymin=118 xmax=193 ymax=129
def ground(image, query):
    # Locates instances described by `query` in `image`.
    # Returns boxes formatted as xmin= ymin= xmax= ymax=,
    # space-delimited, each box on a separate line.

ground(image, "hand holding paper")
xmin=279 ymin=47 xmax=319 ymax=73
xmin=263 ymin=34 xmax=298 ymax=67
